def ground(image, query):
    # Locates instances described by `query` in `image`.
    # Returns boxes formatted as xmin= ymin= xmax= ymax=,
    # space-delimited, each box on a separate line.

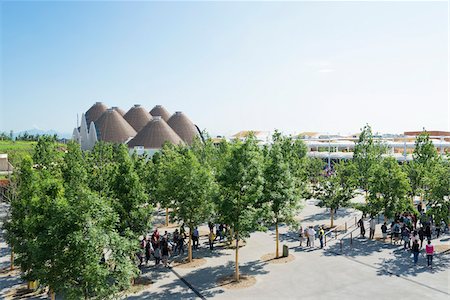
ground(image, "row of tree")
xmin=316 ymin=125 xmax=449 ymax=227
xmin=4 ymin=126 xmax=448 ymax=298
xmin=5 ymin=138 xmax=152 ymax=299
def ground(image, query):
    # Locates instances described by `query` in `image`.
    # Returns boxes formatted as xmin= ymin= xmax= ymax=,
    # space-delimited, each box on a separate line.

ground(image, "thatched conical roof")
xmin=127 ymin=116 xmax=182 ymax=149
xmin=86 ymin=102 xmax=108 ymax=125
xmin=94 ymin=109 xmax=136 ymax=143
xmin=167 ymin=112 xmax=198 ymax=145
xmin=149 ymin=105 xmax=171 ymax=121
xmin=123 ymin=105 xmax=153 ymax=132
xmin=111 ymin=106 xmax=126 ymax=116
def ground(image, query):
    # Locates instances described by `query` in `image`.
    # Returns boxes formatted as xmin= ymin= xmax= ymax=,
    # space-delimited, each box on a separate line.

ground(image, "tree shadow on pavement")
xmin=180 ymin=259 xmax=269 ymax=298
xmin=323 ymin=237 xmax=399 ymax=257
xmin=376 ymin=250 xmax=450 ymax=278
xmin=127 ymin=259 xmax=269 ymax=299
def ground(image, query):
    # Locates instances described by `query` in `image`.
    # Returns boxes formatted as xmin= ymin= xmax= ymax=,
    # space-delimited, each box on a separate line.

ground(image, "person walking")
xmin=411 ymin=239 xmax=420 ymax=266
xmin=381 ymin=222 xmax=388 ymax=242
xmin=318 ymin=227 xmax=325 ymax=249
xmin=358 ymin=217 xmax=366 ymax=238
xmin=369 ymin=218 xmax=376 ymax=240
xmin=425 ymin=240 xmax=434 ymax=268
xmin=298 ymin=226 xmax=304 ymax=247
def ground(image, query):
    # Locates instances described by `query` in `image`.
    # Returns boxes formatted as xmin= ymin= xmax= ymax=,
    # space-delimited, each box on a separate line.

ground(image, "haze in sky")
xmin=1 ymin=1 xmax=448 ymax=136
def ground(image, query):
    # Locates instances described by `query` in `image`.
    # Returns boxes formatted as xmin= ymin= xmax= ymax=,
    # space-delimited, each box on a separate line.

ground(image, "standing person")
xmin=418 ymin=226 xmax=425 ymax=248
xmin=402 ymin=226 xmax=411 ymax=250
xmin=308 ymin=226 xmax=316 ymax=248
xmin=318 ymin=227 xmax=325 ymax=249
xmin=358 ymin=217 xmax=366 ymax=238
xmin=425 ymin=240 xmax=435 ymax=269
xmin=369 ymin=218 xmax=376 ymax=240
xmin=381 ymin=222 xmax=388 ymax=242
xmin=393 ymin=221 xmax=401 ymax=245
xmin=425 ymin=224 xmax=432 ymax=241
xmin=145 ymin=236 xmax=153 ymax=265
xmin=304 ymin=227 xmax=310 ymax=247
xmin=208 ymin=230 xmax=215 ymax=250
xmin=298 ymin=226 xmax=304 ymax=247
xmin=173 ymin=229 xmax=180 ymax=255
xmin=139 ymin=237 xmax=147 ymax=266
xmin=161 ymin=239 xmax=170 ymax=268
xmin=219 ymin=224 xmax=224 ymax=241
xmin=215 ymin=224 xmax=220 ymax=241
xmin=436 ymin=222 xmax=441 ymax=239
xmin=153 ymin=240 xmax=161 ymax=266
xmin=411 ymin=239 xmax=420 ymax=265
xmin=192 ymin=227 xmax=200 ymax=250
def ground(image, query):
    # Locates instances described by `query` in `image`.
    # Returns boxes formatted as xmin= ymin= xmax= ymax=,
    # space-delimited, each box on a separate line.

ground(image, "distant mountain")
xmin=13 ymin=129 xmax=72 ymax=139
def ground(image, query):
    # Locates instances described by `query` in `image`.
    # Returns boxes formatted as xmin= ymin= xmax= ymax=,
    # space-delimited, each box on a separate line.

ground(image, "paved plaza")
xmin=1 ymin=199 xmax=449 ymax=300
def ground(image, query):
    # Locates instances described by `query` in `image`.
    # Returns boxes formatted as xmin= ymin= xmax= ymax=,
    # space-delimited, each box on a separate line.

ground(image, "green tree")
xmin=160 ymin=147 xmax=216 ymax=262
xmin=367 ymin=157 xmax=411 ymax=221
xmin=425 ymin=159 xmax=450 ymax=224
xmin=110 ymin=144 xmax=153 ymax=236
xmin=316 ymin=161 xmax=356 ymax=227
xmin=353 ymin=124 xmax=384 ymax=201
xmin=405 ymin=131 xmax=441 ymax=206
xmin=5 ymin=140 xmax=141 ymax=299
xmin=261 ymin=132 xmax=302 ymax=258
xmin=217 ymin=135 xmax=264 ymax=281
xmin=304 ymin=157 xmax=326 ymax=198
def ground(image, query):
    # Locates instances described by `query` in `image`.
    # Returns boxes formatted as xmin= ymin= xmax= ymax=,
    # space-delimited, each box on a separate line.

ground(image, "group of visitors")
xmin=139 ymin=228 xmax=173 ymax=268
xmin=358 ymin=211 xmax=442 ymax=268
xmin=299 ymin=226 xmax=321 ymax=248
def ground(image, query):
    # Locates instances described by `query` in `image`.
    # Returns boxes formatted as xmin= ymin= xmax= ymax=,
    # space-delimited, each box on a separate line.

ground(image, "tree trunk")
xmin=330 ymin=209 xmax=334 ymax=228
xmin=275 ymin=221 xmax=279 ymax=258
xmin=235 ymin=231 xmax=239 ymax=282
xmin=50 ymin=288 xmax=55 ymax=300
xmin=10 ymin=250 xmax=14 ymax=271
xmin=188 ymin=226 xmax=193 ymax=263
xmin=365 ymin=190 xmax=368 ymax=203
xmin=165 ymin=208 xmax=169 ymax=227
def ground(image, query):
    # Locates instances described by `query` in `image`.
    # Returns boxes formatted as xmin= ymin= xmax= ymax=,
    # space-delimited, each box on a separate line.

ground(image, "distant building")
xmin=0 ymin=154 xmax=13 ymax=176
xmin=73 ymin=103 xmax=200 ymax=154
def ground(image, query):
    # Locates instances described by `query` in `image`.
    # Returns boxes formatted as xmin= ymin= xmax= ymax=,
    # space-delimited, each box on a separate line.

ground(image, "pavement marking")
xmin=170 ymin=268 xmax=206 ymax=300
xmin=327 ymin=248 xmax=450 ymax=296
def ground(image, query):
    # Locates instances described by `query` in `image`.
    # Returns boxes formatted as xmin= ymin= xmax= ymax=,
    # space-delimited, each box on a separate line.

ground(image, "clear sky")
xmin=1 ymin=0 xmax=448 ymax=136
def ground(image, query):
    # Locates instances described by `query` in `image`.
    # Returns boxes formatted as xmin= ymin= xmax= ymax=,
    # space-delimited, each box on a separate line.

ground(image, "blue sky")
xmin=1 ymin=0 xmax=448 ymax=136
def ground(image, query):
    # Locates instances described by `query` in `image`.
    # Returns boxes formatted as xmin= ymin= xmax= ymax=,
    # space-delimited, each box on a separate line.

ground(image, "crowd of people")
xmin=137 ymin=223 xmax=230 ymax=268
xmin=138 ymin=208 xmax=446 ymax=270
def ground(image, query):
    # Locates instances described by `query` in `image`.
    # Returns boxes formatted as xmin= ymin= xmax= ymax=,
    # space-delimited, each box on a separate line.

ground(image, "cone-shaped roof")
xmin=123 ymin=104 xmax=153 ymax=132
xmin=111 ymin=106 xmax=126 ymax=116
xmin=86 ymin=102 xmax=108 ymax=125
xmin=94 ymin=109 xmax=137 ymax=143
xmin=167 ymin=112 xmax=198 ymax=145
xmin=149 ymin=105 xmax=171 ymax=121
xmin=127 ymin=116 xmax=183 ymax=149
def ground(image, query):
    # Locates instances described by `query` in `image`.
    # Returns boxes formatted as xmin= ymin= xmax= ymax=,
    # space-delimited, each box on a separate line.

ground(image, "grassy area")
xmin=0 ymin=140 xmax=37 ymax=168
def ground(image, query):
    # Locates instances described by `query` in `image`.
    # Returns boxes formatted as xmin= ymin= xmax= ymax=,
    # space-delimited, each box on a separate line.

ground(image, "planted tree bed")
xmin=216 ymin=274 xmax=256 ymax=289
xmin=260 ymin=253 xmax=295 ymax=264
xmin=172 ymin=258 xmax=206 ymax=269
